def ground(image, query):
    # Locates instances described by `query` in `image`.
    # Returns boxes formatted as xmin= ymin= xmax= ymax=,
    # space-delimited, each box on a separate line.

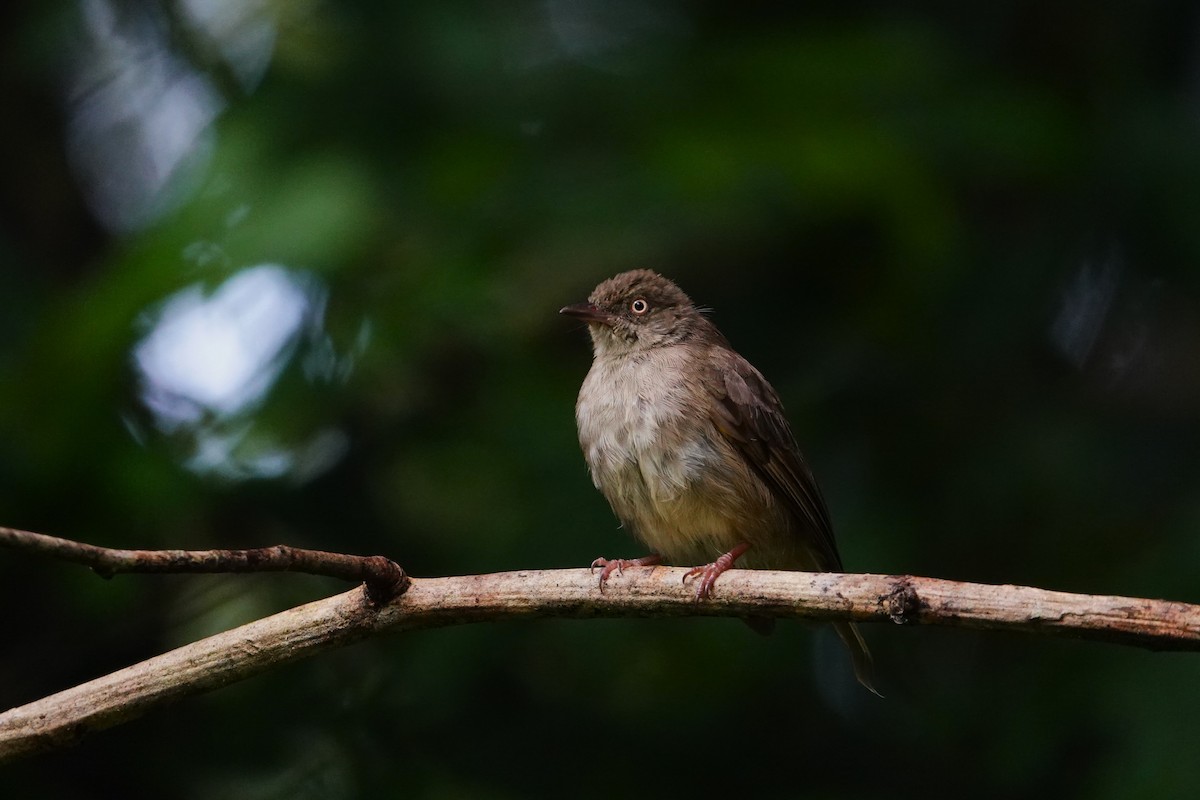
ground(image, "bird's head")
xmin=560 ymin=269 xmax=715 ymax=357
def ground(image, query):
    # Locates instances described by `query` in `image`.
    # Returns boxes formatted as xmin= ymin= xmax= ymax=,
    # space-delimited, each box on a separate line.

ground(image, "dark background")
xmin=3 ymin=2 xmax=1200 ymax=797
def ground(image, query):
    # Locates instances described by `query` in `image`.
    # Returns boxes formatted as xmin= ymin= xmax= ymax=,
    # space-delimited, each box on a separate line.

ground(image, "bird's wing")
xmin=705 ymin=349 xmax=843 ymax=572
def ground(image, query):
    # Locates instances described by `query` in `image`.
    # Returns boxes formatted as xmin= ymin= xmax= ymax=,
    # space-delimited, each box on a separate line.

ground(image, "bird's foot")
xmin=589 ymin=554 xmax=662 ymax=593
xmin=682 ymin=543 xmax=751 ymax=600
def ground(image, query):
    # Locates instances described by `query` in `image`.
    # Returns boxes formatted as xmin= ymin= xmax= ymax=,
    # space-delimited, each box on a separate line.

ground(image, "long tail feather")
xmin=834 ymin=621 xmax=882 ymax=697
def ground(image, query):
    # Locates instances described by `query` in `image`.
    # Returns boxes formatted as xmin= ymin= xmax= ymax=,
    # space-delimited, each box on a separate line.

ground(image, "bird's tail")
xmin=834 ymin=621 xmax=882 ymax=697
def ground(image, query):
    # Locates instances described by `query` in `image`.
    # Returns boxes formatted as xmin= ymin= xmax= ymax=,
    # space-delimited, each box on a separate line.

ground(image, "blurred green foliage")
xmin=3 ymin=2 xmax=1200 ymax=798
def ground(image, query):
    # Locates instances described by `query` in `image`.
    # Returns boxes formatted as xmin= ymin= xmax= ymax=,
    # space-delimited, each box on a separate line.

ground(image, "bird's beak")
xmin=559 ymin=303 xmax=613 ymax=325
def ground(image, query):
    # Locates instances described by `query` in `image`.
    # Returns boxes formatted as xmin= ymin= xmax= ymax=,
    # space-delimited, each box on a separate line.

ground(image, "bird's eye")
xmin=630 ymin=298 xmax=649 ymax=315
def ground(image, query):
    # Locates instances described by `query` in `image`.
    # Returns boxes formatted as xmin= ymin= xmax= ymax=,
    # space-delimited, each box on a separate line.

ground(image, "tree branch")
xmin=0 ymin=526 xmax=409 ymax=603
xmin=2 ymin=566 xmax=1197 ymax=762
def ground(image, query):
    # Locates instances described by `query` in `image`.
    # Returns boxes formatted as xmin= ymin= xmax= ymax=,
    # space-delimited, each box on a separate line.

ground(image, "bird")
xmin=561 ymin=268 xmax=877 ymax=694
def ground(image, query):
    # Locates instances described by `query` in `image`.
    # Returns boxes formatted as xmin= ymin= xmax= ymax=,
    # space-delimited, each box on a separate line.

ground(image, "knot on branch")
xmin=362 ymin=556 xmax=410 ymax=606
xmin=885 ymin=579 xmax=922 ymax=625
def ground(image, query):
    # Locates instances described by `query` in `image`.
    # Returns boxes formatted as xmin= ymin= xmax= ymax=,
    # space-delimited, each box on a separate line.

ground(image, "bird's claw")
xmin=682 ymin=562 xmax=723 ymax=600
xmin=589 ymin=555 xmax=661 ymax=593
xmin=590 ymin=557 xmax=623 ymax=592
xmin=681 ymin=543 xmax=751 ymax=601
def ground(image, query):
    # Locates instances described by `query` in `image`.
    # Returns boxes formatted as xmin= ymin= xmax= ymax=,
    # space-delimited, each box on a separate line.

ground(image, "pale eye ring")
xmin=630 ymin=298 xmax=649 ymax=315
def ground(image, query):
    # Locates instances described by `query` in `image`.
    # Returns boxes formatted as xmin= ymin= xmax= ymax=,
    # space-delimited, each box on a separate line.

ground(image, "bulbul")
xmin=561 ymin=269 xmax=877 ymax=694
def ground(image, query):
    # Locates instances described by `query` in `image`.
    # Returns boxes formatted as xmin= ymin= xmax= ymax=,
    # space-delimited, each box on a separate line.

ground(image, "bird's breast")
xmin=576 ymin=353 xmax=703 ymax=496
xmin=575 ymin=350 xmax=773 ymax=561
